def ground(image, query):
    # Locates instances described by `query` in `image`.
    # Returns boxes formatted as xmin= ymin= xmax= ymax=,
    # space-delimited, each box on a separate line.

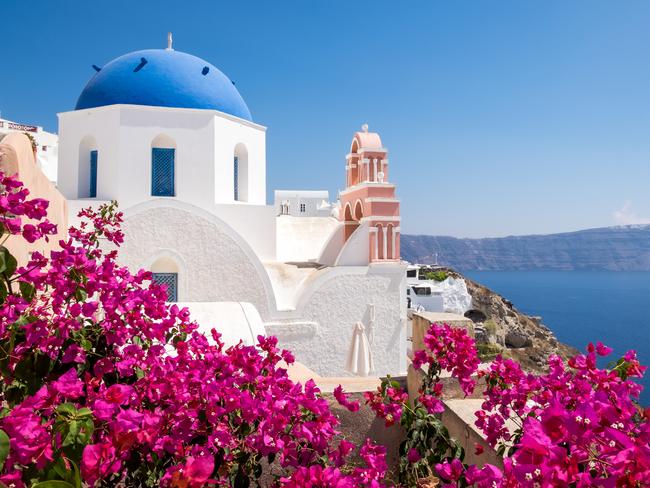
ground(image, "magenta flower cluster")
xmin=468 ymin=343 xmax=650 ymax=486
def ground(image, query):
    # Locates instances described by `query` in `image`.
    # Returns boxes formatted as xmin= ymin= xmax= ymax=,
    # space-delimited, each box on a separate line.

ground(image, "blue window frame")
xmin=151 ymin=148 xmax=175 ymax=196
xmin=152 ymin=272 xmax=178 ymax=302
xmin=234 ymin=156 xmax=239 ymax=201
xmin=89 ymin=150 xmax=98 ymax=198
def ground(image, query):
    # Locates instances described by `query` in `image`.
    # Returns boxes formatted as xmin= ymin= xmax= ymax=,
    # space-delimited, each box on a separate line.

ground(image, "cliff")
xmin=437 ymin=268 xmax=578 ymax=371
xmin=402 ymin=225 xmax=650 ymax=271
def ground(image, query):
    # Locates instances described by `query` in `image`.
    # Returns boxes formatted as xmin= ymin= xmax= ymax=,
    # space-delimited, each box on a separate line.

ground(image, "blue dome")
xmin=75 ymin=49 xmax=252 ymax=121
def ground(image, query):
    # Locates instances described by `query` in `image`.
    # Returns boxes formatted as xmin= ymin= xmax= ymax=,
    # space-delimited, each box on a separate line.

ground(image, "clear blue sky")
xmin=2 ymin=1 xmax=649 ymax=237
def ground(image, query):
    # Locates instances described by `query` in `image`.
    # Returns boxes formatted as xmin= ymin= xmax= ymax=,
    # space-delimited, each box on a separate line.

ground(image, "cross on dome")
xmin=166 ymin=32 xmax=173 ymax=51
xmin=361 ymin=123 xmax=369 ymax=133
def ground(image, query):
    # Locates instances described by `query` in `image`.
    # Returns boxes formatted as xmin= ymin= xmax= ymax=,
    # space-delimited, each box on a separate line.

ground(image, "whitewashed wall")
xmin=267 ymin=263 xmax=407 ymax=377
xmin=276 ymin=216 xmax=340 ymax=262
xmin=57 ymin=105 xmax=266 ymax=207
xmin=118 ymin=202 xmax=277 ymax=318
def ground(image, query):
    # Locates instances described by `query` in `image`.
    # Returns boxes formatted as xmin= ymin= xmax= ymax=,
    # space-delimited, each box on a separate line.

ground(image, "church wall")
xmin=335 ymin=221 xmax=370 ymax=265
xmin=212 ymin=115 xmax=266 ymax=206
xmin=119 ymin=203 xmax=276 ymax=319
xmin=267 ymin=264 xmax=407 ymax=377
xmin=117 ymin=106 xmax=216 ymax=209
xmin=58 ymin=107 xmax=121 ymax=200
xmin=58 ymin=105 xmax=266 ymax=211
xmin=276 ymin=216 xmax=340 ymax=262
xmin=208 ymin=203 xmax=277 ymax=261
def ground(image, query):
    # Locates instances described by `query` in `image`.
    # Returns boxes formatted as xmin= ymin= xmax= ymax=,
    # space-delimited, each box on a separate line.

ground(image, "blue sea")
xmin=464 ymin=271 xmax=650 ymax=405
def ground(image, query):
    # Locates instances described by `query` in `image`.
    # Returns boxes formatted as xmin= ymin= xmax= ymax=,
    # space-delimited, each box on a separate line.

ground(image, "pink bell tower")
xmin=339 ymin=124 xmax=400 ymax=262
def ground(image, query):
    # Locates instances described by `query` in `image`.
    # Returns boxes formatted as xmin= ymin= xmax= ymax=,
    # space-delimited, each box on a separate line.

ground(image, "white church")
xmin=55 ymin=37 xmax=408 ymax=377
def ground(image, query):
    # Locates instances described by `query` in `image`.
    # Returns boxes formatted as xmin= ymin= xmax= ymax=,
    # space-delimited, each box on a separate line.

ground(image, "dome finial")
xmin=166 ymin=32 xmax=174 ymax=51
xmin=361 ymin=123 xmax=369 ymax=133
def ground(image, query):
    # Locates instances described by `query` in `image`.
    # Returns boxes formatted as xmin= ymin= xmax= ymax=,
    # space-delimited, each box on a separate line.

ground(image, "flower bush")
xmin=362 ymin=321 xmax=649 ymax=486
xmin=0 ymin=172 xmax=385 ymax=487
xmin=364 ymin=323 xmax=487 ymax=486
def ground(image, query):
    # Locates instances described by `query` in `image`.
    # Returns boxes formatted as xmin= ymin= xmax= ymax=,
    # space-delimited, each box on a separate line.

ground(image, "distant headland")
xmin=402 ymin=224 xmax=650 ymax=271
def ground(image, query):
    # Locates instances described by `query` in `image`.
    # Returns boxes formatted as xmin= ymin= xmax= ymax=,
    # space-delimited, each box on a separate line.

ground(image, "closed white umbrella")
xmin=345 ymin=321 xmax=374 ymax=376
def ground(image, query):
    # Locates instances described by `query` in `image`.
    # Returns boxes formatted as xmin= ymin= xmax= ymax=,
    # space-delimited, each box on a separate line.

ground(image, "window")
xmin=234 ymin=156 xmax=239 ymax=200
xmin=233 ymin=144 xmax=248 ymax=202
xmin=300 ymin=203 xmax=306 ymax=213
xmin=89 ymin=150 xmax=98 ymax=198
xmin=406 ymin=269 xmax=417 ymax=278
xmin=413 ymin=286 xmax=431 ymax=296
xmin=151 ymin=148 xmax=175 ymax=196
xmin=152 ymin=272 xmax=178 ymax=302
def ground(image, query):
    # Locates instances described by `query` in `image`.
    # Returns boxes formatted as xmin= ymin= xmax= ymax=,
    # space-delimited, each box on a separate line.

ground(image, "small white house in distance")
xmin=275 ymin=190 xmax=331 ymax=217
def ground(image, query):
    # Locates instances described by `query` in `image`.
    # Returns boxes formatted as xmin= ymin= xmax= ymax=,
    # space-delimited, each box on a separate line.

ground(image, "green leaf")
xmin=31 ymin=481 xmax=76 ymax=488
xmin=62 ymin=420 xmax=80 ymax=447
xmin=0 ymin=281 xmax=7 ymax=304
xmin=56 ymin=403 xmax=77 ymax=417
xmin=0 ymin=246 xmax=17 ymax=278
xmin=0 ymin=429 xmax=9 ymax=470
xmin=74 ymin=287 xmax=87 ymax=302
xmin=18 ymin=281 xmax=35 ymax=301
xmin=70 ymin=459 xmax=82 ymax=488
xmin=76 ymin=407 xmax=92 ymax=418
xmin=51 ymin=456 xmax=71 ymax=480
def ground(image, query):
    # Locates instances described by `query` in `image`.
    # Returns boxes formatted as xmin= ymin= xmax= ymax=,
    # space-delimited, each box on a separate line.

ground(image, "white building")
xmin=274 ymin=190 xmax=333 ymax=217
xmin=57 ymin=39 xmax=407 ymax=377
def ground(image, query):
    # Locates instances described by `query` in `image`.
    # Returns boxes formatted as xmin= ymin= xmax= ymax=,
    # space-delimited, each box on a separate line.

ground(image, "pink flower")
xmin=61 ymin=344 xmax=86 ymax=363
xmin=436 ymin=458 xmax=464 ymax=481
xmin=407 ymin=448 xmax=421 ymax=463
xmin=164 ymin=455 xmax=215 ymax=488
xmin=81 ymin=443 xmax=121 ymax=485
xmin=90 ymin=399 xmax=119 ymax=422
xmin=104 ymin=383 xmax=135 ymax=404
xmin=51 ymin=368 xmax=84 ymax=399
xmin=596 ymin=341 xmax=613 ymax=356
xmin=333 ymin=385 xmax=360 ymax=412
xmin=419 ymin=394 xmax=444 ymax=415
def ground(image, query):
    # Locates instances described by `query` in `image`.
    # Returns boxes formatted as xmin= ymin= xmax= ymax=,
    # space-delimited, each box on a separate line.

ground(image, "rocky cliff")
xmin=402 ymin=225 xmax=650 ymax=271
xmin=441 ymin=268 xmax=578 ymax=371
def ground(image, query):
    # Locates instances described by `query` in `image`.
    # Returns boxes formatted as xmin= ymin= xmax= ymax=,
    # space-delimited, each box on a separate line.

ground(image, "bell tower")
xmin=339 ymin=125 xmax=400 ymax=262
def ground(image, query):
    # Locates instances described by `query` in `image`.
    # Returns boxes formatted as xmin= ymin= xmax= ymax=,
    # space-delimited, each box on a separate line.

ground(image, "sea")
xmin=464 ymin=271 xmax=650 ymax=406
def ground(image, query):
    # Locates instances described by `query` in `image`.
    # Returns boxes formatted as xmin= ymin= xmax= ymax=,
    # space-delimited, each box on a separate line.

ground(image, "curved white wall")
xmin=267 ymin=264 xmax=407 ymax=377
xmin=276 ymin=216 xmax=340 ymax=263
xmin=336 ymin=221 xmax=369 ymax=266
xmin=119 ymin=202 xmax=276 ymax=318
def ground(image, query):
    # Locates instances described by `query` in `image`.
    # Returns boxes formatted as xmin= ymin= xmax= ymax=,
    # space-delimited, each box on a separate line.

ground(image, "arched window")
xmin=344 ymin=203 xmax=353 ymax=221
xmin=234 ymin=143 xmax=248 ymax=202
xmin=151 ymin=135 xmax=176 ymax=197
xmin=354 ymin=200 xmax=363 ymax=221
xmin=78 ymin=135 xmax=98 ymax=198
xmin=150 ymin=256 xmax=180 ymax=302
xmin=387 ymin=224 xmax=394 ymax=259
xmin=349 ymin=140 xmax=360 ymax=186
xmin=89 ymin=150 xmax=98 ymax=198
xmin=377 ymin=224 xmax=385 ymax=260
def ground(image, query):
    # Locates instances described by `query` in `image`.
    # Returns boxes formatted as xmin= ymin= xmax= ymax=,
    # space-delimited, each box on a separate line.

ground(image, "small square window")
xmin=151 ymin=272 xmax=178 ymax=302
xmin=300 ymin=203 xmax=306 ymax=213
